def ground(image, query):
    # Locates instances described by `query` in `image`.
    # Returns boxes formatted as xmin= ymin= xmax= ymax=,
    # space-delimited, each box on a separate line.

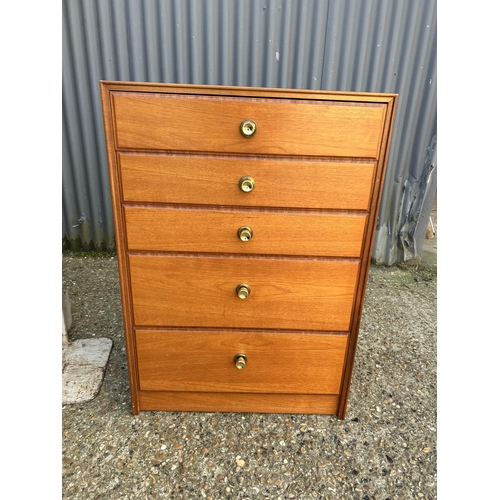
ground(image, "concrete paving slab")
xmin=62 ymin=338 xmax=113 ymax=404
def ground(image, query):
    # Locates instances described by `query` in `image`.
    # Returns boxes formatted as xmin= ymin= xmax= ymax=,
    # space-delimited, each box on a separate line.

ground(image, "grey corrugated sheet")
xmin=62 ymin=0 xmax=437 ymax=265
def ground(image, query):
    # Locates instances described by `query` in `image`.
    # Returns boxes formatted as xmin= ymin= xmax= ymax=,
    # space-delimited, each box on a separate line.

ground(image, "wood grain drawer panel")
xmin=128 ymin=255 xmax=359 ymax=331
xmin=124 ymin=206 xmax=367 ymax=257
xmin=112 ymin=93 xmax=385 ymax=158
xmin=135 ymin=330 xmax=348 ymax=394
xmin=119 ymin=154 xmax=376 ymax=210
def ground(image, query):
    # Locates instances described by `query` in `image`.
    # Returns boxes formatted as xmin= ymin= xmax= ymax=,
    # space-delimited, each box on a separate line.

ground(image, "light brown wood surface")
xmin=124 ymin=206 xmax=367 ymax=257
xmin=128 ymin=255 xmax=359 ymax=331
xmin=103 ymin=80 xmax=397 ymax=103
xmin=119 ymin=153 xmax=376 ymax=210
xmin=100 ymin=81 xmax=398 ymax=417
xmin=138 ymin=391 xmax=340 ymax=414
xmin=135 ymin=329 xmax=348 ymax=394
xmin=112 ymin=92 xmax=386 ymax=158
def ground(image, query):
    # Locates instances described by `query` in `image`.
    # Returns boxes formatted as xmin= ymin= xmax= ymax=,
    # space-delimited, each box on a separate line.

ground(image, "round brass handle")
xmin=240 ymin=119 xmax=257 ymax=137
xmin=234 ymin=353 xmax=248 ymax=369
xmin=237 ymin=226 xmax=253 ymax=242
xmin=238 ymin=176 xmax=255 ymax=193
xmin=236 ymin=283 xmax=251 ymax=299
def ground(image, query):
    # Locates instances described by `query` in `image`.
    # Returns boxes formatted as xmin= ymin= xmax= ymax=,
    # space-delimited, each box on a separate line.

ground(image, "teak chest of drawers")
xmin=100 ymin=81 xmax=397 ymax=418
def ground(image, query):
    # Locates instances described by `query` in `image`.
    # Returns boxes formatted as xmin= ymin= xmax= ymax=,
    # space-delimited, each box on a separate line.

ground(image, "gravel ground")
xmin=62 ymin=255 xmax=436 ymax=499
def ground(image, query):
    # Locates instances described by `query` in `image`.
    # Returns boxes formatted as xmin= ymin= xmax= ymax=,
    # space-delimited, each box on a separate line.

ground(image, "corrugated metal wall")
xmin=62 ymin=0 xmax=437 ymax=265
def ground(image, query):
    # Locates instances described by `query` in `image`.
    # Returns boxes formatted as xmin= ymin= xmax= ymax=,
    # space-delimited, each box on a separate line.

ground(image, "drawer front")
xmin=125 ymin=206 xmax=367 ymax=257
xmin=135 ymin=329 xmax=349 ymax=394
xmin=112 ymin=92 xmax=385 ymax=158
xmin=119 ymin=154 xmax=376 ymax=210
xmin=129 ymin=255 xmax=359 ymax=331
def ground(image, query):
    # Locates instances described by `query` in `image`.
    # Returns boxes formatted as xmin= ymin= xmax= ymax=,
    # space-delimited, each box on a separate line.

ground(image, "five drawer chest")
xmin=100 ymin=81 xmax=397 ymax=418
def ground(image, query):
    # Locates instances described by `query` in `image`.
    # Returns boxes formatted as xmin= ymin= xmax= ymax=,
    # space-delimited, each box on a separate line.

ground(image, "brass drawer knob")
xmin=237 ymin=226 xmax=253 ymax=242
xmin=234 ymin=353 xmax=248 ymax=369
xmin=238 ymin=176 xmax=255 ymax=193
xmin=240 ymin=119 xmax=257 ymax=137
xmin=236 ymin=283 xmax=251 ymax=299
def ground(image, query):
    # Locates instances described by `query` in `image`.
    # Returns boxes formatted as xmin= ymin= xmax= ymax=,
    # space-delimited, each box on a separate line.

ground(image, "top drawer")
xmin=111 ymin=92 xmax=386 ymax=158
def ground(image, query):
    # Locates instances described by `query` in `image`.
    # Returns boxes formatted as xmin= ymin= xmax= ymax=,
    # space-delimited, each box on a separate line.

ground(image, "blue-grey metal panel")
xmin=62 ymin=0 xmax=437 ymax=264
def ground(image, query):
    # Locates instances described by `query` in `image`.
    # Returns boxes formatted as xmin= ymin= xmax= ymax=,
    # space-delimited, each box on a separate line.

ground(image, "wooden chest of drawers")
xmin=100 ymin=81 xmax=397 ymax=418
